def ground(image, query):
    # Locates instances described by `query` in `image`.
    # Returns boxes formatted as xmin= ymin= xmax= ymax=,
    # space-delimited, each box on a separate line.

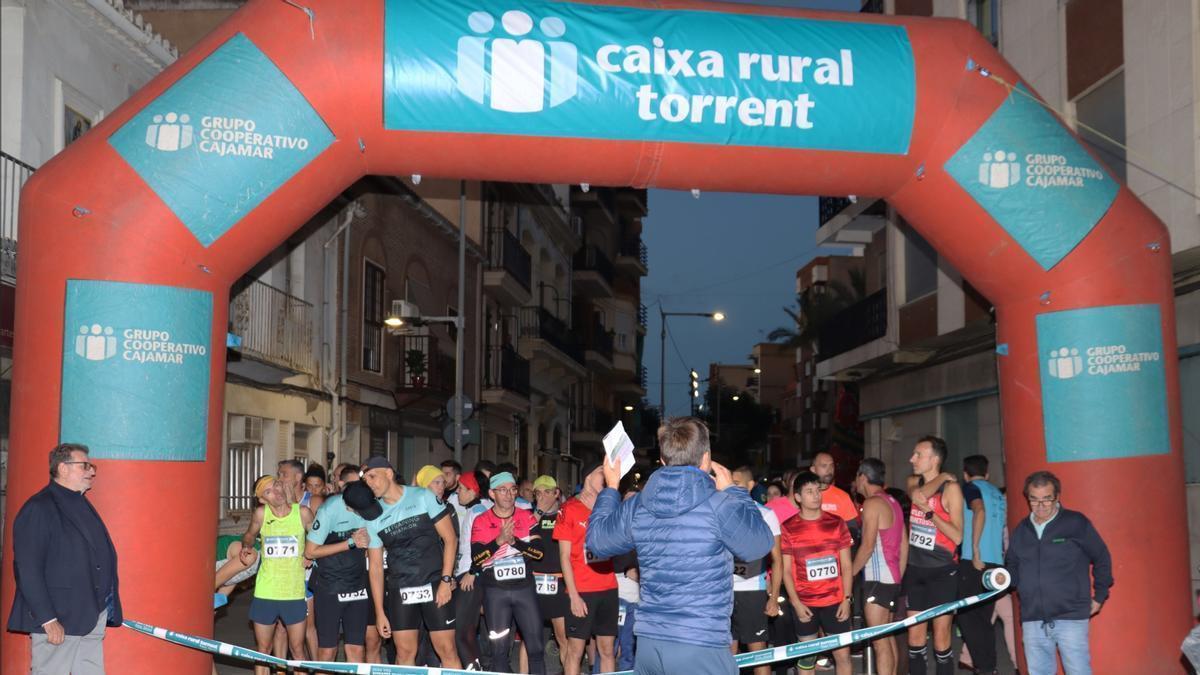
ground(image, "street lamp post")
xmin=659 ymin=308 xmax=724 ymax=421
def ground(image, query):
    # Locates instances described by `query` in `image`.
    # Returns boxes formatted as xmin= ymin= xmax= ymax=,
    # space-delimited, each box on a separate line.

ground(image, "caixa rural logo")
xmin=72 ymin=323 xmax=207 ymax=365
xmin=455 ymin=9 xmax=578 ymax=113
xmin=143 ymin=110 xmax=312 ymax=159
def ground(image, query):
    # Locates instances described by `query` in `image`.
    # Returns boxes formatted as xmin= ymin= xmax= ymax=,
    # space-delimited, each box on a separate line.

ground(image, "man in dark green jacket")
xmin=1005 ymin=471 xmax=1112 ymax=675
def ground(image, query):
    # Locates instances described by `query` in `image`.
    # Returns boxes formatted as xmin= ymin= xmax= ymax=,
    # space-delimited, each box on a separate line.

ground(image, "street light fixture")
xmin=660 ymin=308 xmax=725 ymax=421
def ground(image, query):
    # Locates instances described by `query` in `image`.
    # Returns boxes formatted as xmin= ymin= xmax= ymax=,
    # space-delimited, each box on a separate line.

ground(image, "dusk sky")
xmin=641 ymin=0 xmax=861 ymax=417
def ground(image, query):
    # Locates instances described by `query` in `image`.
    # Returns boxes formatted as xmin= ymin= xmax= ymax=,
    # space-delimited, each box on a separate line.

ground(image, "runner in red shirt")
xmin=552 ymin=462 xmax=617 ymax=675
xmin=781 ymin=471 xmax=853 ymax=675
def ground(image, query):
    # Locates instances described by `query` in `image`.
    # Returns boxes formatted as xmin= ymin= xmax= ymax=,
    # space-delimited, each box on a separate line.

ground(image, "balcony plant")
xmin=405 ymin=348 xmax=428 ymax=388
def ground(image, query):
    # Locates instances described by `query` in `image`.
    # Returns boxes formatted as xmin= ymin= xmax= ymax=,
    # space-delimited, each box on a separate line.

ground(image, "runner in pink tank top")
xmin=851 ymin=458 xmax=908 ymax=675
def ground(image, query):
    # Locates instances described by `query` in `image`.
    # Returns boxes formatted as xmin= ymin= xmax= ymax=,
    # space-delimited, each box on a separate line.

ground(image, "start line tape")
xmin=125 ymin=569 xmax=1010 ymax=674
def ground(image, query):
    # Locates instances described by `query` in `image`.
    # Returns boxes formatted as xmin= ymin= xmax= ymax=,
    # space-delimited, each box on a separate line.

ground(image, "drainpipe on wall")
xmin=322 ymin=201 xmax=362 ymax=464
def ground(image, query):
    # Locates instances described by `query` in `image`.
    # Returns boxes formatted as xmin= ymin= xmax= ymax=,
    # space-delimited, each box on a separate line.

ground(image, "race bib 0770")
xmin=804 ymin=555 xmax=838 ymax=581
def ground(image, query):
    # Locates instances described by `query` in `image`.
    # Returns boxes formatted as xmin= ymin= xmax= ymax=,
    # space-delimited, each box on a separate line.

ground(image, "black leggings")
xmin=483 ymin=583 xmax=545 ymax=674
xmin=455 ymin=576 xmax=483 ymax=668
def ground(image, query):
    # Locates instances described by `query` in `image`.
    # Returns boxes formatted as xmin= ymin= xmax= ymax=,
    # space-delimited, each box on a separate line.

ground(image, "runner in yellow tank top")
xmin=239 ymin=475 xmax=314 ymax=675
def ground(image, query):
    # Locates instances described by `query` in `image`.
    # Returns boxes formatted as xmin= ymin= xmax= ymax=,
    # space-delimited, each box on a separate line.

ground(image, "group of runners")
xmin=214 ymin=432 xmax=1063 ymax=675
xmin=214 ymin=456 xmax=645 ymax=674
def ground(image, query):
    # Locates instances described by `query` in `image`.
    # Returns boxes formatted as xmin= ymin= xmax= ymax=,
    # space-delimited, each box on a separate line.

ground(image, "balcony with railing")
xmin=484 ymin=227 xmax=532 ymax=305
xmin=613 ymin=361 xmax=648 ymax=396
xmin=397 ymin=334 xmax=454 ymax=392
xmin=574 ymin=186 xmax=619 ymax=226
xmin=573 ymin=245 xmax=614 ymax=297
xmin=584 ymin=322 xmax=614 ymax=371
xmin=815 ymin=195 xmax=887 ymax=253
xmin=1 ymin=151 xmax=35 ymax=285
xmin=616 ymin=237 xmax=649 ymax=277
xmin=518 ymin=306 xmax=585 ymax=370
xmin=230 ymin=280 xmax=317 ymax=377
xmin=572 ymin=407 xmax=615 ymax=445
xmin=616 ymin=188 xmax=648 ymax=216
xmin=482 ymin=344 xmax=531 ymax=412
xmin=816 ymin=289 xmax=888 ymax=362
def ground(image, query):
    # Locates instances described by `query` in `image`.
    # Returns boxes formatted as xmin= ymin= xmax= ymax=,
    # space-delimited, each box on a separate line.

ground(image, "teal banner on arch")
xmin=384 ymin=0 xmax=915 ymax=154
xmin=1036 ymin=304 xmax=1169 ymax=462
xmin=109 ymin=33 xmax=334 ymax=247
xmin=944 ymin=85 xmax=1119 ymax=270
xmin=60 ymin=281 xmax=212 ymax=461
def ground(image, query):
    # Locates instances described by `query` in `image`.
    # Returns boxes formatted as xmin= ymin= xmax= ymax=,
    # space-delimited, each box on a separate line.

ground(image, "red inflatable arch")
xmin=2 ymin=0 xmax=1189 ymax=671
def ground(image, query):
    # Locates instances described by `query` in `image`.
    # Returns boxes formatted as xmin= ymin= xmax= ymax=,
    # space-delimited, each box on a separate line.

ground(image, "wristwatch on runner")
xmin=441 ymin=575 xmax=454 ymax=584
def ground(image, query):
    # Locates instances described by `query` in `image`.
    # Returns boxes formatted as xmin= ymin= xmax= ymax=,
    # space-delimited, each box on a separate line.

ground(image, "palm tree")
xmin=768 ymin=267 xmax=866 ymax=353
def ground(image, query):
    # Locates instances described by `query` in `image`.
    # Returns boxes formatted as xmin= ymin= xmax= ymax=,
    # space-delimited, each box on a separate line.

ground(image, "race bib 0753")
xmin=400 ymin=583 xmax=434 ymax=605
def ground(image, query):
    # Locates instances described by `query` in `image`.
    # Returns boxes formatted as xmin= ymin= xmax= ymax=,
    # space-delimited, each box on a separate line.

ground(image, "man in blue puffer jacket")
xmin=587 ymin=417 xmax=774 ymax=674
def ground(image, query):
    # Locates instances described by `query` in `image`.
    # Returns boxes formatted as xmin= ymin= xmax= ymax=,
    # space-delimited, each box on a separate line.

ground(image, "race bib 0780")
xmin=494 ymin=556 xmax=527 ymax=581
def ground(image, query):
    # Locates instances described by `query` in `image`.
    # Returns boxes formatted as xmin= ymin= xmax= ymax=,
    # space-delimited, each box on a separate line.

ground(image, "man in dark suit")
xmin=7 ymin=443 xmax=121 ymax=674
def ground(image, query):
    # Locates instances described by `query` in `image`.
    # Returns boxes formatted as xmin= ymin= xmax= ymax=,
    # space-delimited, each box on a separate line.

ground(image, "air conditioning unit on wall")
xmin=229 ymin=415 xmax=263 ymax=444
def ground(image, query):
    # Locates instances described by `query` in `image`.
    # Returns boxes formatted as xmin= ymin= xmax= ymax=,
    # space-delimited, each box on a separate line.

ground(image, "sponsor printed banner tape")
xmin=125 ymin=572 xmax=1007 ymax=672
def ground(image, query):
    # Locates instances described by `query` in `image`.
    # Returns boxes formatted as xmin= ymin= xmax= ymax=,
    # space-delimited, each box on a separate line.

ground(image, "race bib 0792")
xmin=909 ymin=523 xmax=936 ymax=551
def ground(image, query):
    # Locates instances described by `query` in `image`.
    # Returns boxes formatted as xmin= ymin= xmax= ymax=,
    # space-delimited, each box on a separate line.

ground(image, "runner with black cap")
xmin=361 ymin=456 xmax=462 ymax=668
xmin=304 ymin=479 xmax=378 ymax=664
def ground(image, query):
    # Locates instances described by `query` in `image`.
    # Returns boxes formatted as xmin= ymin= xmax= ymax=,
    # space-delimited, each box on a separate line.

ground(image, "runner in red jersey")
xmin=904 ymin=436 xmax=964 ymax=675
xmin=553 ymin=462 xmax=617 ymax=675
xmin=781 ymin=471 xmax=853 ymax=675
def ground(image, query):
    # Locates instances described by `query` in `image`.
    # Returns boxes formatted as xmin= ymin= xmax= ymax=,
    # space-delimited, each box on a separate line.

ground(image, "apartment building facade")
xmin=818 ymin=0 xmax=1200 ymax=593
xmin=0 ymin=0 xmax=178 ymax=534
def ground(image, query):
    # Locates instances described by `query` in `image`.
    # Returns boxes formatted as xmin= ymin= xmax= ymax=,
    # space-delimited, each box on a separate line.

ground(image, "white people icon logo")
xmin=1047 ymin=347 xmax=1083 ymax=379
xmin=456 ymin=10 xmax=577 ymax=113
xmin=145 ymin=112 xmax=194 ymax=151
xmin=978 ymin=150 xmax=1021 ymax=188
xmin=75 ymin=324 xmax=118 ymax=361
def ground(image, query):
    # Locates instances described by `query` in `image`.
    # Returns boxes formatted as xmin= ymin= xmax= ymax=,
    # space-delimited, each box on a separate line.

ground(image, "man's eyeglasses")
xmin=493 ymin=487 xmax=518 ymax=494
xmin=1027 ymin=497 xmax=1056 ymax=505
xmin=63 ymin=461 xmax=98 ymax=472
